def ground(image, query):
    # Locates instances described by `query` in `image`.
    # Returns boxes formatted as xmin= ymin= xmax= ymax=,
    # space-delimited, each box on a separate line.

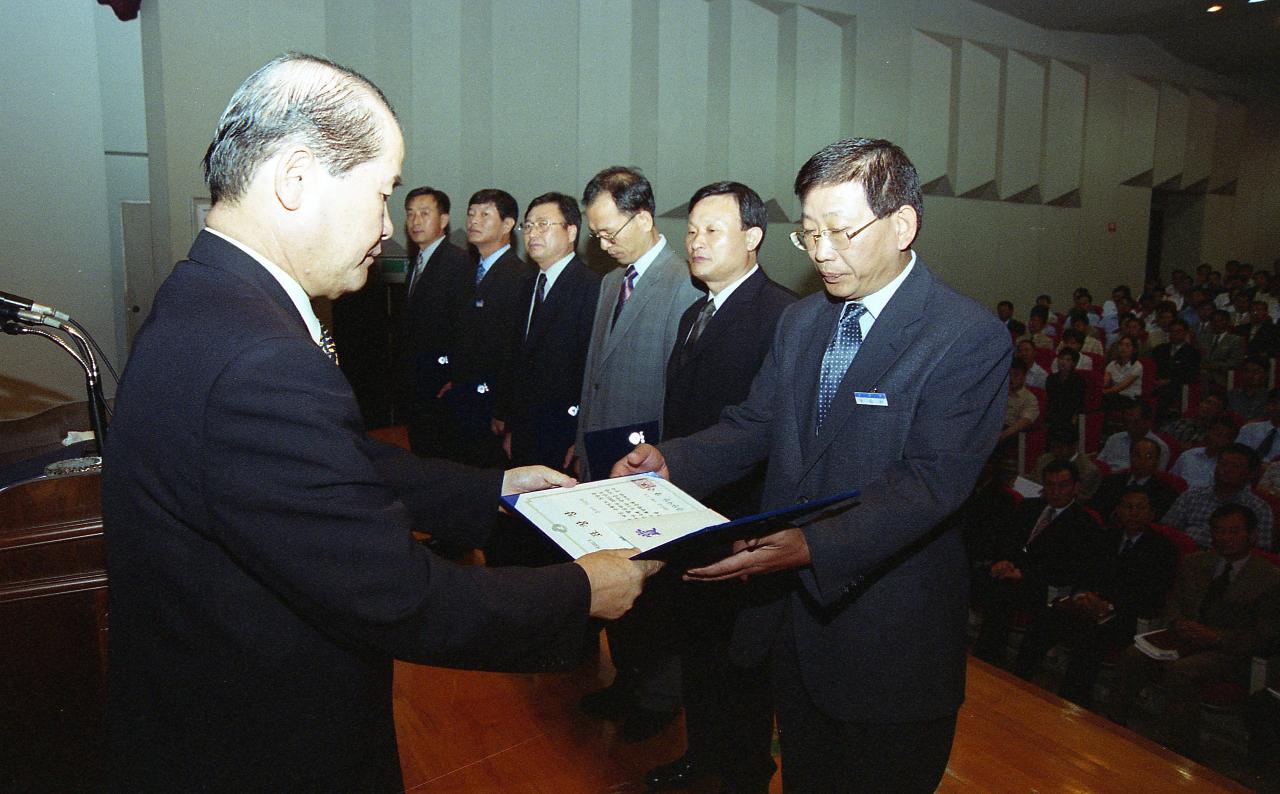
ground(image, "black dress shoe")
xmin=644 ymin=754 xmax=712 ymax=790
xmin=579 ymin=681 xmax=634 ymax=720
xmin=620 ymin=707 xmax=678 ymax=743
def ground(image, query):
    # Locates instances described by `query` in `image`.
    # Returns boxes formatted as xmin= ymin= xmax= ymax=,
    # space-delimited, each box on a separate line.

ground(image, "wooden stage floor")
xmin=393 ymin=650 xmax=1253 ymax=793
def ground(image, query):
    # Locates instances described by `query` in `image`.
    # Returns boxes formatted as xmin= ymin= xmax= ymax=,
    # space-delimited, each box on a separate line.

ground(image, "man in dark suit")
xmin=440 ymin=188 xmax=532 ymax=467
xmin=1236 ymin=299 xmax=1280 ymax=359
xmin=487 ymin=192 xmax=600 ymax=567
xmin=1150 ymin=318 xmax=1201 ymax=422
xmin=573 ymin=166 xmax=702 ymax=738
xmin=615 ymin=139 xmax=1010 ymax=792
xmin=100 ymin=54 xmax=658 ymax=793
xmin=645 ymin=182 xmax=796 ymax=792
xmin=996 ymin=299 xmax=1025 ymax=338
xmin=1110 ymin=503 xmax=1280 ymax=757
xmin=1052 ymin=488 xmax=1179 ymax=707
xmin=401 ymin=186 xmax=470 ymax=457
xmin=971 ymin=460 xmax=1105 ymax=678
xmin=1091 ymin=437 xmax=1180 ymax=521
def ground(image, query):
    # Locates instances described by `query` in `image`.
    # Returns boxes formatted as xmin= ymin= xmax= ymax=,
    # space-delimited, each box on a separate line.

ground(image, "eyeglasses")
xmin=519 ymin=220 xmax=568 ymax=234
xmin=789 ymin=216 xmax=878 ymax=252
xmin=589 ymin=213 xmax=637 ymax=245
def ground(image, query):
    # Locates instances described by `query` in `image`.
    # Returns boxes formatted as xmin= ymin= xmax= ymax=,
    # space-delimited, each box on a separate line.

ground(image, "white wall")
xmin=3 ymin=0 xmax=1279 ymax=419
xmin=0 ymin=2 xmax=122 ymax=419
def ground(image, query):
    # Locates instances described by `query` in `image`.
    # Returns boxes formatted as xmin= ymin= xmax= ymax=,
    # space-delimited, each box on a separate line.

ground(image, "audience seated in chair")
xmin=1161 ymin=393 xmax=1225 ymax=447
xmin=1170 ymin=415 xmax=1241 ymax=490
xmin=1236 ymin=388 xmax=1280 ymax=466
xmin=1098 ymin=400 xmax=1170 ymax=472
xmin=1108 ymin=504 xmax=1280 ymax=760
xmin=1162 ymin=443 xmax=1274 ymax=551
xmin=1227 ymin=357 xmax=1271 ymax=421
xmin=1030 ymin=424 xmax=1101 ymax=503
xmin=972 ymin=460 xmax=1106 ymax=678
xmin=1092 ymin=438 xmax=1181 ymax=522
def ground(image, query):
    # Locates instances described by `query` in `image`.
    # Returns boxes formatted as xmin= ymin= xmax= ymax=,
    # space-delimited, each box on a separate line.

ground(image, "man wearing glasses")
xmin=486 ymin=193 xmax=601 ymax=567
xmin=573 ymin=166 xmax=703 ymax=740
xmin=614 ymin=139 xmax=1010 ymax=791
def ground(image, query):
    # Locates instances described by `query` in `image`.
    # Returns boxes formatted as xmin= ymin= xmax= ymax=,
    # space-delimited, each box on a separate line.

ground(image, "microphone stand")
xmin=3 ymin=315 xmax=108 ymax=472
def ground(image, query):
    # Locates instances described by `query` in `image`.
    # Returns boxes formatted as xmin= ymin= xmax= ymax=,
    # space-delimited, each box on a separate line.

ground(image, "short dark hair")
xmin=1220 ymin=442 xmax=1262 ymax=472
xmin=203 ymin=53 xmax=395 ymax=205
xmin=1131 ymin=437 xmax=1161 ymax=457
xmin=1169 ymin=318 xmax=1190 ymax=331
xmin=1043 ymin=459 xmax=1080 ymax=482
xmin=1060 ymin=328 xmax=1085 ymax=345
xmin=583 ymin=166 xmax=655 ymax=215
xmin=1010 ymin=358 xmax=1028 ymax=373
xmin=1029 ymin=306 xmax=1049 ymax=321
xmin=998 ymin=300 xmax=1014 ymax=311
xmin=1207 ymin=415 xmax=1241 ymax=434
xmin=405 ymin=186 xmax=449 ymax=214
xmin=1210 ymin=502 xmax=1258 ymax=533
xmin=469 ymin=189 xmax=519 ymax=222
xmin=793 ymin=138 xmax=923 ymax=231
xmin=688 ymin=181 xmax=768 ymax=243
xmin=1036 ymin=294 xmax=1052 ymax=303
xmin=526 ymin=191 xmax=581 ymax=232
xmin=1211 ymin=309 xmax=1232 ymax=323
xmin=1047 ymin=424 xmax=1079 ymax=446
xmin=1067 ymin=309 xmax=1090 ymax=326
xmin=1057 ymin=346 xmax=1080 ymax=363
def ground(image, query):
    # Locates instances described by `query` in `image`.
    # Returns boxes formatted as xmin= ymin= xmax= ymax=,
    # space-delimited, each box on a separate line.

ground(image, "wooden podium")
xmin=0 ymin=471 xmax=108 ymax=792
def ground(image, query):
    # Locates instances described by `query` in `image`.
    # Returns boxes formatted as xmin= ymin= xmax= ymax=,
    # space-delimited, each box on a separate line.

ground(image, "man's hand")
xmin=562 ymin=444 xmax=576 ymax=473
xmin=501 ymin=431 xmax=513 ymax=460
xmin=501 ymin=465 xmax=576 ymax=496
xmin=435 ymin=381 xmax=454 ymax=400
xmin=575 ymin=549 xmax=665 ymax=619
xmin=684 ymin=527 xmax=811 ymax=582
xmin=491 ymin=418 xmax=506 ymax=436
xmin=1172 ymin=618 xmax=1222 ymax=650
xmin=610 ymin=443 xmax=669 ymax=479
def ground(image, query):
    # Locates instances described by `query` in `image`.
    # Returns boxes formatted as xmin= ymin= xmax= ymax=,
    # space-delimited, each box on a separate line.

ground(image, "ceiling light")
xmin=1206 ymin=3 xmax=1223 ymax=10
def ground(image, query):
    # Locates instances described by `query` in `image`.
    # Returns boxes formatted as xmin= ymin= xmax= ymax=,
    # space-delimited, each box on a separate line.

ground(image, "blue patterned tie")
xmin=816 ymin=302 xmax=866 ymax=430
xmin=319 ymin=323 xmax=339 ymax=366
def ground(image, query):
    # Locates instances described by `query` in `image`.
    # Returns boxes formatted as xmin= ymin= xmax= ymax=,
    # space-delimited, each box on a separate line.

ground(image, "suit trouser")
xmin=1110 ymin=646 xmax=1248 ymax=753
xmin=677 ymin=579 xmax=775 ymax=785
xmin=770 ymin=618 xmax=956 ymax=793
xmin=606 ymin=569 xmax=682 ymax=712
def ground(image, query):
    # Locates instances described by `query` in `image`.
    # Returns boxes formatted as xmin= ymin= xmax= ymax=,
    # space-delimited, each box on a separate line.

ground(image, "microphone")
xmin=0 ymin=303 xmax=46 ymax=326
xmin=0 ymin=290 xmax=71 ymax=322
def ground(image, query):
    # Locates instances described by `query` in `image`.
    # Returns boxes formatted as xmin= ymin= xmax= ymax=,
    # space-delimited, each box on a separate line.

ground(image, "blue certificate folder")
xmin=630 ymin=488 xmax=860 ymax=561
xmin=501 ymin=472 xmax=858 ymax=563
xmin=582 ymin=420 xmax=660 ymax=476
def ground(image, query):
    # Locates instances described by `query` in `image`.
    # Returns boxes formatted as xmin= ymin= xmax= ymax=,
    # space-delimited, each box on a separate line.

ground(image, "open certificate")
xmin=502 ymin=472 xmax=859 ymax=561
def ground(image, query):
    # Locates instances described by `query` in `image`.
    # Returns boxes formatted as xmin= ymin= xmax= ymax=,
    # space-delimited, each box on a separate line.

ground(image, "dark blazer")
xmin=495 ymin=255 xmax=601 ymax=469
xmin=663 ymin=267 xmax=796 ymax=515
xmin=1150 ymin=340 xmax=1201 ymax=385
xmin=445 ymin=245 xmax=532 ymax=465
xmin=1095 ymin=525 xmax=1179 ymax=627
xmin=1091 ymin=472 xmax=1181 ymax=523
xmin=1236 ymin=319 xmax=1280 ymax=359
xmin=995 ymin=499 xmax=1106 ymax=591
xmin=402 ymin=237 xmax=470 ymax=454
xmin=660 ymin=257 xmax=1010 ymax=723
xmin=1169 ymin=551 xmax=1280 ymax=658
xmin=102 ymin=232 xmax=590 ymax=792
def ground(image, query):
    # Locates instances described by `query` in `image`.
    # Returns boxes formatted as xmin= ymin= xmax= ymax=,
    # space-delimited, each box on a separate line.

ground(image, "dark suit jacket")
xmin=1091 ymin=472 xmax=1181 ymax=523
xmin=495 ymin=255 xmax=601 ymax=468
xmin=994 ymin=499 xmax=1106 ymax=591
xmin=1150 ymin=341 xmax=1201 ymax=386
xmin=1095 ymin=525 xmax=1179 ymax=628
xmin=1236 ymin=319 xmax=1280 ymax=359
xmin=1169 ymin=551 xmax=1280 ymax=658
xmin=450 ymin=245 xmax=531 ymax=387
xmin=403 ymin=237 xmax=470 ymax=450
xmin=660 ymin=257 xmax=1010 ymax=723
xmin=663 ymin=267 xmax=796 ymax=516
xmin=101 ymin=232 xmax=590 ymax=792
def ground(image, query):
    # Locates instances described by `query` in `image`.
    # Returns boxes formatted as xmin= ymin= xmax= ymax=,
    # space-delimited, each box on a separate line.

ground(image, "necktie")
xmin=816 ymin=302 xmax=867 ymax=430
xmin=526 ymin=272 xmax=546 ymax=338
xmin=1200 ymin=565 xmax=1232 ymax=616
xmin=407 ymin=251 xmax=426 ymax=296
xmin=474 ymin=258 xmax=486 ymax=286
xmin=611 ymin=265 xmax=638 ymax=329
xmin=678 ymin=299 xmax=716 ymax=367
xmin=319 ymin=324 xmax=339 ymax=366
xmin=1023 ymin=505 xmax=1054 ymax=551
xmin=1120 ymin=535 xmax=1136 ymax=555
xmin=1260 ymin=427 xmax=1277 ymax=458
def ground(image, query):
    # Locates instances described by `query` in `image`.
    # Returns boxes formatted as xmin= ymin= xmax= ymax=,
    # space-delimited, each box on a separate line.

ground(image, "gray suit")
xmin=575 ymin=240 xmax=702 ymax=480
xmin=660 ymin=258 xmax=1009 ymax=781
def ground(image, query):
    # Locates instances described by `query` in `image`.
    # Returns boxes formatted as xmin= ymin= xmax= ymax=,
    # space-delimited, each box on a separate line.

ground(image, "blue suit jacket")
xmin=661 ymin=257 xmax=1010 ymax=722
xmin=102 ymin=231 xmax=590 ymax=791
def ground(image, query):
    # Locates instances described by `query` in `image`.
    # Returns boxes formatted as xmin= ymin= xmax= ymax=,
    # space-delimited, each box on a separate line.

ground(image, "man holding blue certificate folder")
xmin=614 ymin=139 xmax=1010 ymax=793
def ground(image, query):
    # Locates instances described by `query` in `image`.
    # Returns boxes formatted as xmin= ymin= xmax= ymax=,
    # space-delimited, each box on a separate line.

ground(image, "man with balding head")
xmin=101 ymin=54 xmax=657 ymax=792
